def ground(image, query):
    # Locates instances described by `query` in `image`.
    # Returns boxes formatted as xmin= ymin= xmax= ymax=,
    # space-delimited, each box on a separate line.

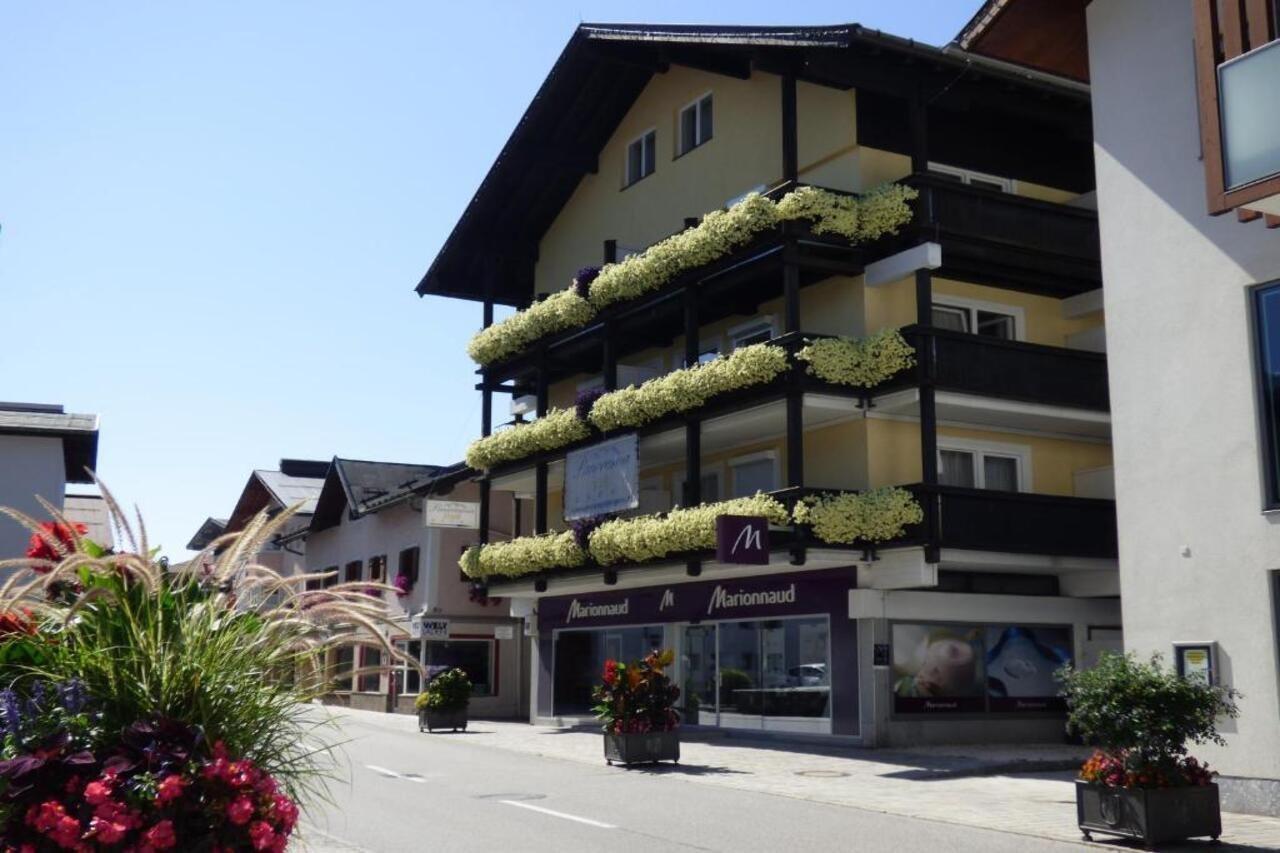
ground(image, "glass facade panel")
xmin=1255 ymin=283 xmax=1280 ymax=506
xmin=553 ymin=625 xmax=664 ymax=715
xmin=424 ymin=640 xmax=493 ymax=697
xmin=1220 ymin=40 xmax=1280 ymax=189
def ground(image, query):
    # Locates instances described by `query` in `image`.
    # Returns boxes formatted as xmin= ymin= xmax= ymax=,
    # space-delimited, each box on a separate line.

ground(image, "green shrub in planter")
xmin=416 ymin=668 xmax=473 ymax=713
xmin=1060 ymin=652 xmax=1240 ymax=846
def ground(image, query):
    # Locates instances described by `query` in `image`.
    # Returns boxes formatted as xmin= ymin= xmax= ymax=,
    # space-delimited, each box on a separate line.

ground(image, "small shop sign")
xmin=414 ymin=617 xmax=449 ymax=640
xmin=1175 ymin=642 xmax=1216 ymax=685
xmin=564 ymin=433 xmax=640 ymax=520
xmin=425 ymin=499 xmax=480 ymax=529
xmin=715 ymin=515 xmax=769 ymax=564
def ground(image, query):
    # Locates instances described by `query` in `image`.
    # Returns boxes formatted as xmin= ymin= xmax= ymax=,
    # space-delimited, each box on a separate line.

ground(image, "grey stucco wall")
xmin=1088 ymin=0 xmax=1280 ymax=786
xmin=0 ymin=435 xmax=65 ymax=559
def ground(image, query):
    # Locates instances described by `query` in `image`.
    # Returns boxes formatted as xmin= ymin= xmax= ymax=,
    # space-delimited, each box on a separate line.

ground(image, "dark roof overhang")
xmin=415 ymin=22 xmax=1094 ymax=307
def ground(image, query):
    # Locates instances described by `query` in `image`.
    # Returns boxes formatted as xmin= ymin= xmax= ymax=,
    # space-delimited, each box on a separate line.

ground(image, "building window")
xmin=680 ymin=470 xmax=722 ymax=506
xmin=358 ymin=646 xmax=382 ymax=693
xmin=730 ymin=453 xmax=777 ymax=498
xmin=332 ymin=645 xmax=354 ymax=692
xmin=343 ymin=560 xmax=362 ymax=583
xmin=938 ymin=445 xmax=1024 ymax=492
xmin=729 ymin=317 xmax=776 ymax=350
xmin=931 ymin=298 xmax=1021 ymax=341
xmin=678 ymin=93 xmax=713 ymax=156
xmin=322 ymin=565 xmax=338 ymax=589
xmin=394 ymin=639 xmax=422 ymax=695
xmin=368 ymin=555 xmax=386 ymax=583
xmin=424 ymin=639 xmax=494 ymax=697
xmin=397 ymin=547 xmax=420 ymax=589
xmin=625 ymin=130 xmax=656 ymax=187
xmin=1253 ymin=282 xmax=1280 ymax=507
xmin=927 ymin=161 xmax=1013 ymax=193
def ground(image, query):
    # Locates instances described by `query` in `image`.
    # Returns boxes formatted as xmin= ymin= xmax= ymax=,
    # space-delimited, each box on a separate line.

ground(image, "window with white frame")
xmin=937 ymin=442 xmax=1026 ymax=492
xmin=931 ymin=297 xmax=1022 ymax=341
xmin=394 ymin=638 xmax=422 ymax=695
xmin=625 ymin=130 xmax=657 ymax=186
xmin=680 ymin=469 xmax=722 ymax=505
xmin=678 ymin=93 xmax=713 ymax=156
xmin=729 ymin=452 xmax=777 ymax=497
xmin=729 ymin=316 xmax=776 ymax=350
xmin=927 ymin=161 xmax=1014 ymax=193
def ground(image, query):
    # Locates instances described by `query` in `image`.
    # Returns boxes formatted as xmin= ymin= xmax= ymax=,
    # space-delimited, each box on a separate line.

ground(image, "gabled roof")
xmin=224 ymin=461 xmax=328 ymax=535
xmin=309 ymin=458 xmax=443 ymax=532
xmin=0 ymin=402 xmax=99 ymax=484
xmin=415 ymin=21 xmax=1093 ymax=307
xmin=955 ymin=0 xmax=1089 ymax=82
xmin=63 ymin=494 xmax=115 ymax=551
xmin=185 ymin=517 xmax=227 ymax=551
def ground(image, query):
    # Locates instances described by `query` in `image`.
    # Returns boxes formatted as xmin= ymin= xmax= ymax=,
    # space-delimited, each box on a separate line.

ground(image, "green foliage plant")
xmin=796 ymin=328 xmax=916 ymax=388
xmin=587 ymin=493 xmax=791 ymax=566
xmin=793 ymin=487 xmax=924 ymax=544
xmin=464 ymin=407 xmax=592 ymax=470
xmin=415 ymin=668 xmax=472 ymax=713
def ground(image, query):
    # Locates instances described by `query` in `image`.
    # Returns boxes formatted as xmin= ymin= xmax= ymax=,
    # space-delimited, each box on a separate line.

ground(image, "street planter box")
xmin=1076 ymin=780 xmax=1221 ymax=847
xmin=603 ymin=730 xmax=679 ymax=766
xmin=419 ymin=707 xmax=468 ymax=733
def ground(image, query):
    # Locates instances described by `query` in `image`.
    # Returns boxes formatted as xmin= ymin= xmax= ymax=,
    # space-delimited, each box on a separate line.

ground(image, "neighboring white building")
xmin=302 ymin=458 xmax=526 ymax=719
xmin=961 ymin=0 xmax=1280 ymax=816
xmin=0 ymin=402 xmax=99 ymax=558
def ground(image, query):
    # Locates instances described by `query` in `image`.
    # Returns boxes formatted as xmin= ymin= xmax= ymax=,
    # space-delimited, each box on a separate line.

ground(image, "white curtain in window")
xmin=939 ymin=450 xmax=975 ymax=488
xmin=983 ymin=456 xmax=1020 ymax=491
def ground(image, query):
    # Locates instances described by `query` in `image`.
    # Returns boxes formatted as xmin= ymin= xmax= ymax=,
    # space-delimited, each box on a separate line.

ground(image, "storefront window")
xmin=424 ymin=640 xmax=494 ymax=697
xmin=358 ymin=646 xmax=382 ymax=693
xmin=332 ymin=645 xmax=354 ymax=692
xmin=553 ymin=625 xmax=664 ymax=715
xmin=394 ymin=639 xmax=422 ymax=695
xmin=715 ymin=618 xmax=830 ymax=723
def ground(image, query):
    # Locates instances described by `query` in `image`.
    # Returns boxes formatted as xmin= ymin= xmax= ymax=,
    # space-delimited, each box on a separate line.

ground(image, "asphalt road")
xmin=304 ymin=713 xmax=1092 ymax=853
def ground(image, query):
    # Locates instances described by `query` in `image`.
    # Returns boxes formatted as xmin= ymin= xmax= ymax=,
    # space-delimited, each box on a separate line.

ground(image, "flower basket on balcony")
xmin=416 ymin=668 xmax=472 ymax=732
xmin=593 ymin=650 xmax=680 ymax=766
xmin=1061 ymin=652 xmax=1239 ymax=847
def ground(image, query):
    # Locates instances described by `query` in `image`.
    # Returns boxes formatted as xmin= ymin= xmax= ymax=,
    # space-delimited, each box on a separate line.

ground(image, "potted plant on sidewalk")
xmin=1061 ymin=652 xmax=1239 ymax=848
xmin=417 ymin=667 xmax=472 ymax=732
xmin=593 ymin=649 xmax=680 ymax=766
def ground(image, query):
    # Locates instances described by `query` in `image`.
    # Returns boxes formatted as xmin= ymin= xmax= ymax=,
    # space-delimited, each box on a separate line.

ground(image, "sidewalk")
xmin=326 ymin=706 xmax=1280 ymax=851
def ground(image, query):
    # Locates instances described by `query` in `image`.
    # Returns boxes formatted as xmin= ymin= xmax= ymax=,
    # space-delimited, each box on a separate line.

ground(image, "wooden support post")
xmin=910 ymin=96 xmax=929 ymax=174
xmin=783 ymin=254 xmax=801 ymax=334
xmin=512 ymin=496 xmax=522 ymax=538
xmin=782 ymin=74 xmax=798 ymax=183
xmin=683 ymin=284 xmax=699 ymax=367
xmin=478 ymin=480 xmax=491 ymax=547
xmin=786 ymin=391 xmax=804 ymax=490
xmin=602 ymin=321 xmax=618 ymax=391
xmin=916 ymin=269 xmax=940 ymax=563
xmin=685 ymin=415 xmax=702 ymax=576
xmin=535 ymin=355 xmax=549 ymax=535
xmin=481 ymin=298 xmax=495 ymax=438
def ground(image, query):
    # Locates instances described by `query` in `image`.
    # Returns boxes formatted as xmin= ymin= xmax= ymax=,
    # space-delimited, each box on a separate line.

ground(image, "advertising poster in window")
xmin=984 ymin=625 xmax=1072 ymax=713
xmin=891 ymin=623 xmax=986 ymax=713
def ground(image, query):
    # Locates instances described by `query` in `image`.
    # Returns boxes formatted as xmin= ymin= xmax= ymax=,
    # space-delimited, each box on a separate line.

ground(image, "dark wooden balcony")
xmin=917 ymin=484 xmax=1117 ymax=560
xmin=901 ymin=173 xmax=1102 ymax=298
xmin=888 ymin=325 xmax=1110 ymax=412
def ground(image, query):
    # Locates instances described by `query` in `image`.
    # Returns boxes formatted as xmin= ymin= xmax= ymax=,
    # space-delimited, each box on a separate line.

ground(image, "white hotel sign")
xmin=425 ymin=499 xmax=480 ymax=529
xmin=564 ymin=433 xmax=639 ymax=520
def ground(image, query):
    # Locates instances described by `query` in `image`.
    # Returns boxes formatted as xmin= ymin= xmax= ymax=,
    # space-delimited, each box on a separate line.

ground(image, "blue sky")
xmin=0 ymin=1 xmax=975 ymax=557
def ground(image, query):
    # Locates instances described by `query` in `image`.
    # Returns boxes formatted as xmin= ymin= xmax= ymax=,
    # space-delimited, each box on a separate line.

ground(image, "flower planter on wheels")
xmin=419 ymin=707 xmax=468 ymax=733
xmin=1076 ymin=781 xmax=1221 ymax=848
xmin=603 ymin=730 xmax=679 ymax=766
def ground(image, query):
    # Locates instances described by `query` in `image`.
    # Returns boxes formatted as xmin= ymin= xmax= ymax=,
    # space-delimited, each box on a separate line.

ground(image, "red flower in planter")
xmin=25 ymin=522 xmax=87 ymax=568
xmin=227 ymin=795 xmax=255 ymax=825
xmin=141 ymin=819 xmax=177 ymax=850
xmin=602 ymin=659 xmax=619 ymax=686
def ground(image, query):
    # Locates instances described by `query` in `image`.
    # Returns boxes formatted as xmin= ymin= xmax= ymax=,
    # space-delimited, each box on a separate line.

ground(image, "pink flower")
xmin=51 ymin=812 xmax=84 ymax=848
xmin=142 ymin=819 xmax=177 ymax=850
xmin=271 ymin=793 xmax=299 ymax=832
xmin=89 ymin=815 xmax=129 ymax=845
xmin=83 ymin=778 xmax=113 ymax=805
xmin=155 ymin=773 xmax=187 ymax=806
xmin=227 ymin=795 xmax=255 ymax=826
xmin=248 ymin=821 xmax=278 ymax=851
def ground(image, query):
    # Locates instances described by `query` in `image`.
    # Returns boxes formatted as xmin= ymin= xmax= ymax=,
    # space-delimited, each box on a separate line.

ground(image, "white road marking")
xmin=364 ymin=764 xmax=427 ymax=783
xmin=498 ymin=800 xmax=617 ymax=829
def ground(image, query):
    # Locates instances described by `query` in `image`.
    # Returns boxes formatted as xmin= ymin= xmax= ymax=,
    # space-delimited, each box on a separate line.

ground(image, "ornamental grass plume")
xmin=0 ymin=480 xmax=418 ymax=815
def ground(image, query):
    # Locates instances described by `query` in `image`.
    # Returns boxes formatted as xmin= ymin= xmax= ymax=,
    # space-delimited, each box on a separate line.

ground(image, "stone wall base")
xmin=1219 ymin=775 xmax=1280 ymax=817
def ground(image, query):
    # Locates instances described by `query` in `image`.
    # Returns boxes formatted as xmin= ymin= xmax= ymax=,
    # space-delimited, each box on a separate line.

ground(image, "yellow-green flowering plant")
xmin=465 ymin=185 xmax=917 ymax=367
xmin=459 ymin=530 xmax=585 ymax=580
xmin=589 ymin=344 xmax=789 ymax=432
xmin=588 ymin=493 xmax=791 ymax=566
xmin=796 ymin=328 xmax=916 ymax=388
xmin=464 ymin=408 xmax=591 ymax=470
xmin=792 ymin=487 xmax=923 ymax=544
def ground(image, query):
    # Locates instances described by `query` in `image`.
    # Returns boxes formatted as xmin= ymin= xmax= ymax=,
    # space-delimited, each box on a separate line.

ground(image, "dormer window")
xmin=678 ymin=93 xmax=713 ymax=156
xmin=625 ymin=130 xmax=656 ymax=187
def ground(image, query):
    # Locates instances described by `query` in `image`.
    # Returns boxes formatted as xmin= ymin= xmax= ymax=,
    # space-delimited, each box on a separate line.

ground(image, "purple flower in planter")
xmin=1 ymin=689 xmax=20 ymax=740
xmin=394 ymin=573 xmax=412 ymax=597
xmin=569 ymin=514 xmax=612 ymax=551
xmin=574 ymin=266 xmax=600 ymax=299
xmin=575 ymin=387 xmax=605 ymax=423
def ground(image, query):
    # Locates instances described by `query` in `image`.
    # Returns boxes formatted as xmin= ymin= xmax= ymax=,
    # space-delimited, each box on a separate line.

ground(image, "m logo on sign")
xmin=715 ymin=515 xmax=769 ymax=565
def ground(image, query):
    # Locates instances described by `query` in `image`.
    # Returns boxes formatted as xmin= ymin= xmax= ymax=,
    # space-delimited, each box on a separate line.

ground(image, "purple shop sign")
xmin=538 ymin=568 xmax=854 ymax=629
xmin=715 ymin=515 xmax=769 ymax=564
